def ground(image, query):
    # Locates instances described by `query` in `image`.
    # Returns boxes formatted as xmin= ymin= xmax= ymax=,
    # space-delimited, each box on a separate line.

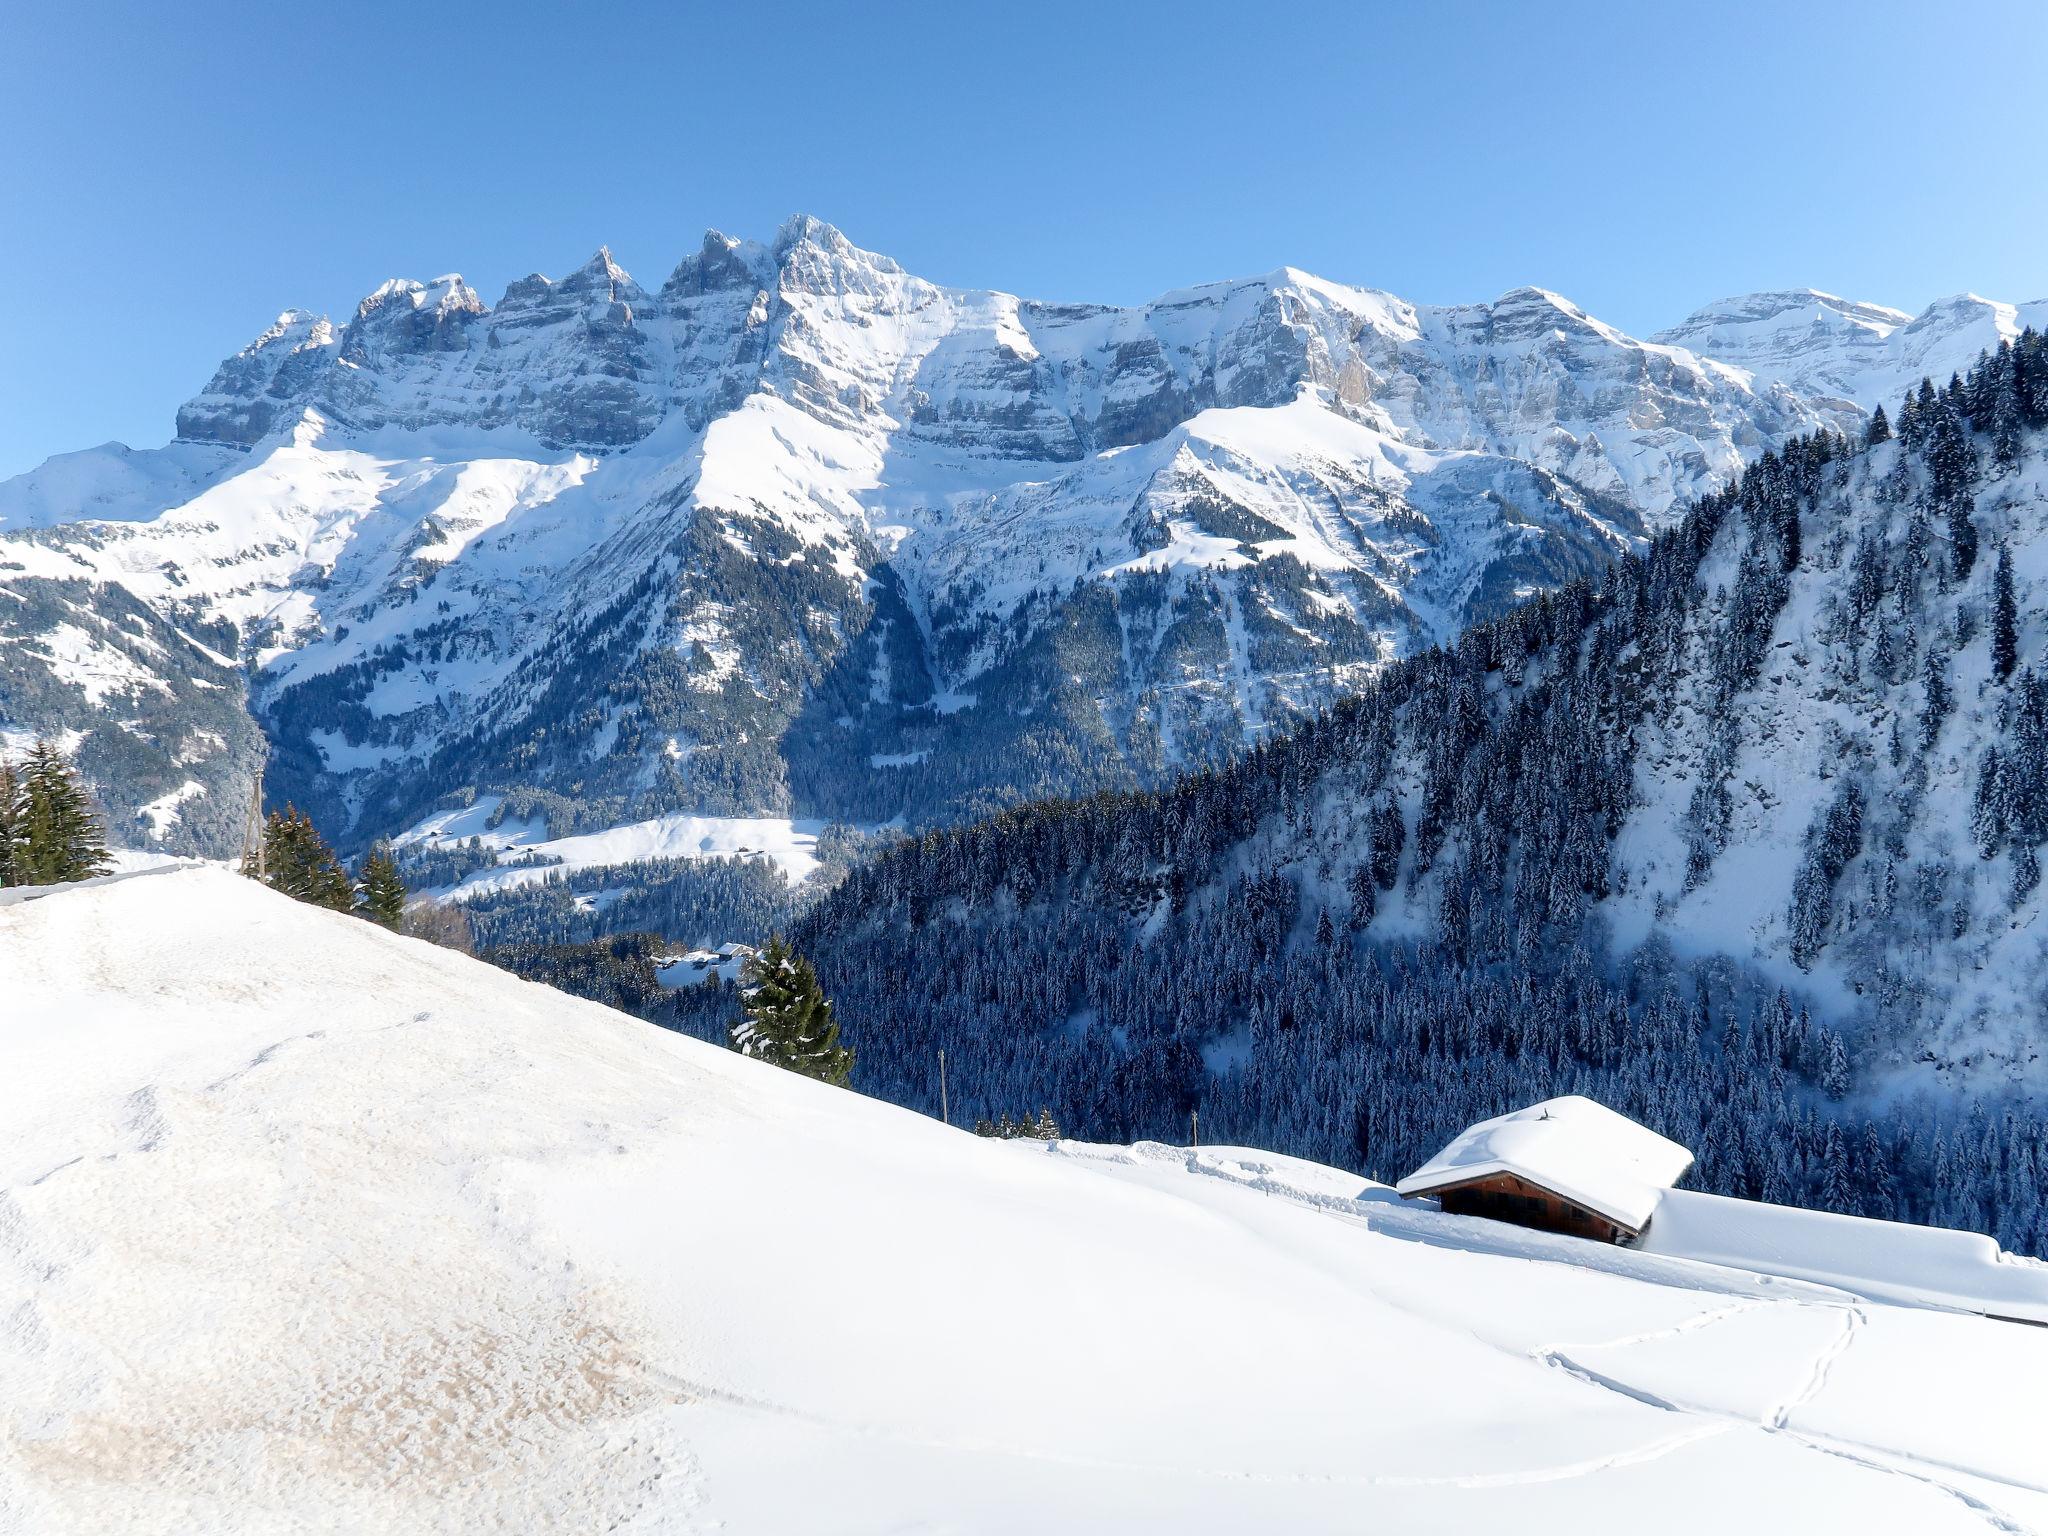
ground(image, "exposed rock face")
xmin=163 ymin=220 xmax=1830 ymax=519
xmin=175 ymin=310 xmax=340 ymax=447
xmin=6 ymin=220 xmax=2008 ymax=855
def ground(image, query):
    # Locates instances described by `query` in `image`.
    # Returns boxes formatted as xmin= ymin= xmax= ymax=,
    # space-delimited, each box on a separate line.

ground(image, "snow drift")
xmin=1642 ymin=1187 xmax=2048 ymax=1324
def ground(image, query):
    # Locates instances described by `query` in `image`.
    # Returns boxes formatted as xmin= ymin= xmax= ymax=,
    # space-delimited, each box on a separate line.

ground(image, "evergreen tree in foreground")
xmin=244 ymin=805 xmax=354 ymax=912
xmin=729 ymin=934 xmax=853 ymax=1086
xmin=4 ymin=742 xmax=112 ymax=886
xmin=356 ymin=845 xmax=408 ymax=929
xmin=0 ymin=761 xmax=19 ymax=887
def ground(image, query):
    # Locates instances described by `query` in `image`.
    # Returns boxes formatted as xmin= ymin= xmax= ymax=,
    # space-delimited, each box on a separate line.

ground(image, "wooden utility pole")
xmin=938 ymin=1047 xmax=949 ymax=1127
xmin=241 ymin=763 xmax=266 ymax=879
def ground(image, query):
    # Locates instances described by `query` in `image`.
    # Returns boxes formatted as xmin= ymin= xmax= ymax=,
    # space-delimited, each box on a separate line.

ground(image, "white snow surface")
xmin=394 ymin=795 xmax=827 ymax=895
xmin=1641 ymin=1188 xmax=2048 ymax=1326
xmin=3 ymin=868 xmax=2045 ymax=1533
xmin=1655 ymin=289 xmax=2048 ymax=413
xmin=134 ymin=779 xmax=205 ymax=840
xmin=1396 ymin=1095 xmax=1695 ymax=1231
xmin=0 ymin=438 xmax=239 ymax=530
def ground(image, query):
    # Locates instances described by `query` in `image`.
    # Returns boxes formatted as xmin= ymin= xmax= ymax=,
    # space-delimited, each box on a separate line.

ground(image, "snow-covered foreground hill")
xmin=3 ymin=869 xmax=2044 ymax=1534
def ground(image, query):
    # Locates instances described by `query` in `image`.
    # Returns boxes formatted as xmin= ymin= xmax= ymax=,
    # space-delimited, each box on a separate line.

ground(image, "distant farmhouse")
xmin=1398 ymin=1096 xmax=2048 ymax=1327
xmin=1396 ymin=1096 xmax=1691 ymax=1245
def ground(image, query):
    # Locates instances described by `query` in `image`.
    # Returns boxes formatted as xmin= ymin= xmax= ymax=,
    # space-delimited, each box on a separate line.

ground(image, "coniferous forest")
xmin=696 ymin=333 xmax=2048 ymax=1257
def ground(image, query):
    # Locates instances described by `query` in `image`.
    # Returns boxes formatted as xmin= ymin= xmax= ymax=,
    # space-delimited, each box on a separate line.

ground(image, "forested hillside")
xmin=775 ymin=333 xmax=2048 ymax=1255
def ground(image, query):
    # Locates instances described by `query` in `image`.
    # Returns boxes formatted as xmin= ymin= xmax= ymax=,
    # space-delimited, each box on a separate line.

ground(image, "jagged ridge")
xmin=0 ymin=219 xmax=2017 ymax=859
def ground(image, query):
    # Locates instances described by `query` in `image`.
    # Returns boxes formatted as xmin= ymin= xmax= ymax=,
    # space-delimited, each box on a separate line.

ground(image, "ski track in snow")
xmin=1772 ymin=1432 xmax=2037 ymax=1536
xmin=1544 ymin=1312 xmax=2035 ymax=1535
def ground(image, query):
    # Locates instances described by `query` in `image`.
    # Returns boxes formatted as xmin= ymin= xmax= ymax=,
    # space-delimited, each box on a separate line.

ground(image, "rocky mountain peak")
xmin=772 ymin=212 xmax=855 ymax=259
xmin=1673 ymin=289 xmax=1912 ymax=330
xmin=558 ymin=245 xmax=645 ymax=303
xmin=15 ymin=229 xmax=2042 ymax=893
xmin=338 ymin=273 xmax=484 ymax=367
xmin=662 ymin=229 xmax=773 ymax=300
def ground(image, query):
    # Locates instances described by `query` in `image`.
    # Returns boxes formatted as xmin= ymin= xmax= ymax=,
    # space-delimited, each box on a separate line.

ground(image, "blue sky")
xmin=2 ymin=0 xmax=2042 ymax=478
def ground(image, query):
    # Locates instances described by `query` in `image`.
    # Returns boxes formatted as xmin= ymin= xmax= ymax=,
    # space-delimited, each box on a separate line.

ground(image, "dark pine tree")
xmin=1920 ymin=646 xmax=1953 ymax=752
xmin=0 ymin=760 xmax=20 ymax=887
xmin=1946 ymin=496 xmax=1980 ymax=583
xmin=356 ymin=845 xmax=409 ymax=929
xmin=1821 ymin=1121 xmax=1853 ymax=1213
xmin=11 ymin=741 xmax=113 ymax=886
xmin=246 ymin=805 xmax=355 ymax=911
xmin=1863 ymin=404 xmax=1891 ymax=446
xmin=730 ymin=933 xmax=854 ymax=1086
xmin=1992 ymin=542 xmax=2020 ymax=681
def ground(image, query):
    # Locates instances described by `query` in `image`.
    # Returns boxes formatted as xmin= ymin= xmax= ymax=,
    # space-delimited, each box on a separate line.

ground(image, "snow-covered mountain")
xmin=1 ymin=218 xmax=1858 ymax=857
xmin=158 ymin=223 xmax=1825 ymax=515
xmin=1655 ymin=289 xmax=2048 ymax=416
xmin=793 ymin=342 xmax=2048 ymax=1255
xmin=5 ymin=866 xmax=2044 ymax=1533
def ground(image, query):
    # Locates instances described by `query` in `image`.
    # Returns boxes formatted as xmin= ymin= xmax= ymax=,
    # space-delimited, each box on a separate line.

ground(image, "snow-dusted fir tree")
xmin=729 ymin=934 xmax=853 ymax=1086
xmin=4 ymin=741 xmax=112 ymax=886
xmin=0 ymin=760 xmax=18 ymax=886
xmin=1992 ymin=542 xmax=2019 ymax=680
xmin=355 ymin=845 xmax=408 ymax=929
xmin=245 ymin=806 xmax=353 ymax=912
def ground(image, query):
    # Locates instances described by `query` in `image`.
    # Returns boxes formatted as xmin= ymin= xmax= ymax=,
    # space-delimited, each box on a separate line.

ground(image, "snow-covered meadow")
xmin=394 ymin=793 xmax=831 ymax=897
xmin=3 ymin=868 xmax=2044 ymax=1533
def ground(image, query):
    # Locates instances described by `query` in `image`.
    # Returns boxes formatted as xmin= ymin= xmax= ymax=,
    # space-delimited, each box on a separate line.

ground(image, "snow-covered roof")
xmin=1395 ymin=1096 xmax=1693 ymax=1232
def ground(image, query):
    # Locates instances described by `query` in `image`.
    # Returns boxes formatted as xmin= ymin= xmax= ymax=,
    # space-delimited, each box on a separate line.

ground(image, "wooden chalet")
xmin=1395 ymin=1096 xmax=1694 ymax=1245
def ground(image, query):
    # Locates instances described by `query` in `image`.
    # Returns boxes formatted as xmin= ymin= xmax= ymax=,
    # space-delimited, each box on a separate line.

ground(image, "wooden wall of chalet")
xmin=1429 ymin=1171 xmax=1633 ymax=1244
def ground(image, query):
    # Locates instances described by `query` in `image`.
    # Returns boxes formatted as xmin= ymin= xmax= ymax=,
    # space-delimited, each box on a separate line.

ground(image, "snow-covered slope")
xmin=1656 ymin=289 xmax=2048 ymax=415
xmin=3 ymin=867 xmax=2043 ymax=1533
xmin=393 ymin=791 xmax=831 ymax=897
xmin=0 ymin=576 xmax=260 ymax=856
xmin=0 ymin=218 xmax=1841 ymax=857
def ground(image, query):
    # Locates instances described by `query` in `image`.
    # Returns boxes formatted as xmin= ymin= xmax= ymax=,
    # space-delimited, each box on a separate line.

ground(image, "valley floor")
xmin=3 ymin=869 xmax=2044 ymax=1534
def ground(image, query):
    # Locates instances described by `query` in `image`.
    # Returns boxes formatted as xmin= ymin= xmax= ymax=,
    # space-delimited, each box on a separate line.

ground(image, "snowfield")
xmin=393 ymin=794 xmax=830 ymax=896
xmin=3 ymin=868 xmax=2045 ymax=1534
